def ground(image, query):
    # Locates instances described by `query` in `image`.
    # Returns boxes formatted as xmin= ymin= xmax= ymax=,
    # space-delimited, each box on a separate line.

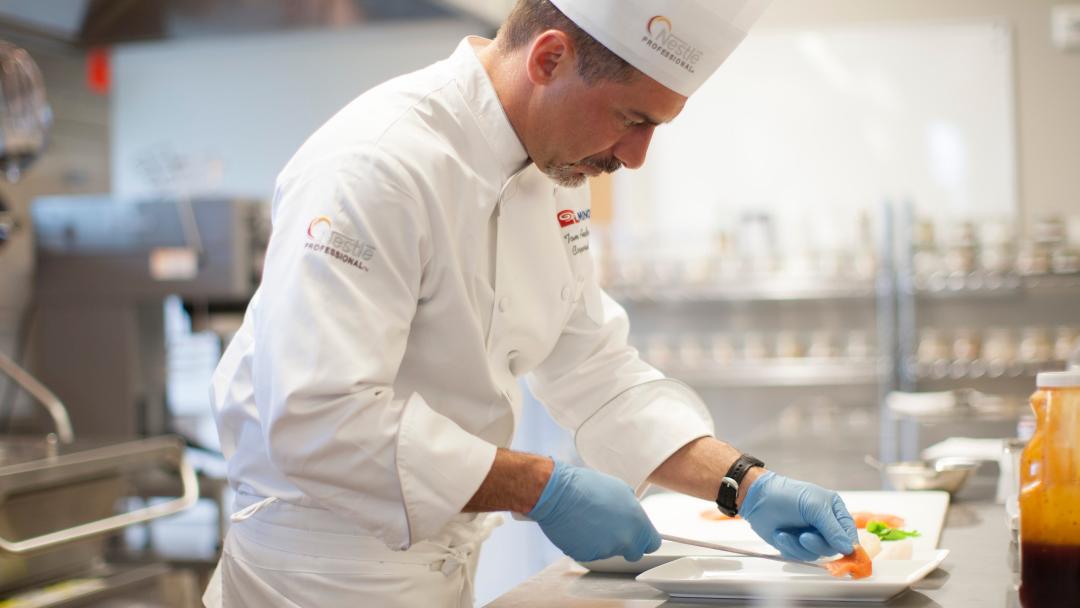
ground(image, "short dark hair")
xmin=498 ymin=0 xmax=638 ymax=85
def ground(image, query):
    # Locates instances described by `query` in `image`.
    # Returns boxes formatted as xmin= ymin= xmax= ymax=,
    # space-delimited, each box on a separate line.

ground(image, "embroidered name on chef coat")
xmin=304 ymin=215 xmax=378 ymax=272
xmin=556 ymin=208 xmax=591 ymax=257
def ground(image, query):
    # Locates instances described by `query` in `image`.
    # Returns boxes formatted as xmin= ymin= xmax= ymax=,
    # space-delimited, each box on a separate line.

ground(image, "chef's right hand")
xmin=527 ymin=460 xmax=661 ymax=562
xmin=740 ymin=472 xmax=858 ymax=561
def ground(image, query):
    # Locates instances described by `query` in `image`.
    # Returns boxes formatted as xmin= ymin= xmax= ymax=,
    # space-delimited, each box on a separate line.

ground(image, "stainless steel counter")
xmin=485 ymin=409 xmax=1022 ymax=607
xmin=485 ymin=499 xmax=1019 ymax=607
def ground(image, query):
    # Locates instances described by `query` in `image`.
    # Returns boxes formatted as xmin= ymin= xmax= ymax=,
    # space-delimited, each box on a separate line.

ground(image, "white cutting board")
xmin=580 ymin=490 xmax=949 ymax=573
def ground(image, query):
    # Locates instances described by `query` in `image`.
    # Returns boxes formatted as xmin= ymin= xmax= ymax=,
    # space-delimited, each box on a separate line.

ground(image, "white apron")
xmin=203 ymin=494 xmax=500 ymax=608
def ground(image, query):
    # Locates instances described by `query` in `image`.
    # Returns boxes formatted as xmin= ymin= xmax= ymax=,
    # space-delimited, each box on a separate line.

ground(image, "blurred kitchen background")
xmin=0 ymin=0 xmax=1077 ymax=605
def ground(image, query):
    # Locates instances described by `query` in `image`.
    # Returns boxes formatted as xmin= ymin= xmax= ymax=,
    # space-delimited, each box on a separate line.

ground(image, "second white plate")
xmin=636 ymin=549 xmax=949 ymax=603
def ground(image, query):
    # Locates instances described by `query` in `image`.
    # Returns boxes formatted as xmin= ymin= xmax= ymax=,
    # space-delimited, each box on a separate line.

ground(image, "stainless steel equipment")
xmin=881 ymin=459 xmax=979 ymax=494
xmin=865 ymin=454 xmax=979 ymax=495
xmin=0 ymin=436 xmax=197 ymax=593
xmin=26 ymin=195 xmax=266 ymax=439
xmin=0 ymin=42 xmax=204 ymax=606
xmin=0 ymin=40 xmax=50 ymax=183
xmin=0 ymin=350 xmax=72 ymax=444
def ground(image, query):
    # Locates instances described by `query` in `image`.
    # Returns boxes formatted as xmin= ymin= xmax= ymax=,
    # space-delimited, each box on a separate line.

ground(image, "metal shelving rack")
xmin=606 ymin=278 xmax=877 ymax=304
xmin=608 ymin=200 xmax=1080 ymax=468
xmin=614 ymin=282 xmax=887 ymax=390
xmin=888 ymin=202 xmax=1080 ymax=462
xmin=660 ymin=358 xmax=888 ymax=389
xmin=607 ymin=204 xmax=896 ymax=454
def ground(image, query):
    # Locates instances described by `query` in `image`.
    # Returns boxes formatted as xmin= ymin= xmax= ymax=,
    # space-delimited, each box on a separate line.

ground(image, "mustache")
xmin=579 ymin=156 xmax=623 ymax=174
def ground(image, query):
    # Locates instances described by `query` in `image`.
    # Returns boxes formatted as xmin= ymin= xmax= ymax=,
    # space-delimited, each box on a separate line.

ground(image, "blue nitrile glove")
xmin=740 ymin=471 xmax=859 ymax=562
xmin=527 ymin=460 xmax=662 ymax=562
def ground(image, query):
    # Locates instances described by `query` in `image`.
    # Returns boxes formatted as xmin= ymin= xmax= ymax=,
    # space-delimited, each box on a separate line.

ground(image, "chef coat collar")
xmin=452 ymin=37 xmax=531 ymax=183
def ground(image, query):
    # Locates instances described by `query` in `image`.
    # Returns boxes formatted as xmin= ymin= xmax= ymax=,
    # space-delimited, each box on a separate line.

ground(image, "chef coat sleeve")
xmin=526 ymin=280 xmax=715 ymax=492
xmin=253 ymin=154 xmax=496 ymax=549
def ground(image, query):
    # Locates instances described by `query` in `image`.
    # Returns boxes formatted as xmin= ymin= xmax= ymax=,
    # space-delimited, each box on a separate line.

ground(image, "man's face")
xmin=530 ymin=68 xmax=687 ymax=188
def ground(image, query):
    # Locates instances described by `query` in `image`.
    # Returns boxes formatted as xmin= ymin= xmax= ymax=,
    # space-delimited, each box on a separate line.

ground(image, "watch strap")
xmin=715 ymin=454 xmax=765 ymax=517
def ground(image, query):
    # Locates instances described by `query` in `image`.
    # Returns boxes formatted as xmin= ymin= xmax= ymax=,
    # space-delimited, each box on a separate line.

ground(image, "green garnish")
xmin=866 ymin=520 xmax=921 ymax=541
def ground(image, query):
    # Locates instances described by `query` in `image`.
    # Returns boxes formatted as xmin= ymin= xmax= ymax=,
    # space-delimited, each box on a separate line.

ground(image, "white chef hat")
xmin=547 ymin=0 xmax=772 ymax=97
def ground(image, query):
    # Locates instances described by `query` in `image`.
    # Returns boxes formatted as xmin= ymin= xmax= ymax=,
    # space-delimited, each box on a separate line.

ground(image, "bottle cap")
xmin=1036 ymin=371 xmax=1080 ymax=388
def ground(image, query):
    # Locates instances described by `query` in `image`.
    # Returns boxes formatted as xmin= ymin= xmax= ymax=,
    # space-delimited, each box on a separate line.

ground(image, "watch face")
xmin=716 ymin=476 xmax=740 ymax=517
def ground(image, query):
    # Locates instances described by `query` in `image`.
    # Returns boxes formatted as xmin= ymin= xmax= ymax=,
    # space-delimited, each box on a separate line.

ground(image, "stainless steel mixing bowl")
xmin=884 ymin=457 xmax=980 ymax=494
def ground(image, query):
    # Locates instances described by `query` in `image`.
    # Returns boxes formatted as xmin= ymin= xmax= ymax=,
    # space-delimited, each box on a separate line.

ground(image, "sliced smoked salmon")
xmin=852 ymin=512 xmax=905 ymax=529
xmin=825 ymin=544 xmax=873 ymax=580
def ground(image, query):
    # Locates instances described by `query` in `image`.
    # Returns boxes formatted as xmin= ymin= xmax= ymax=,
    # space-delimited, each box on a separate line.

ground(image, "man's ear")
xmin=524 ymin=29 xmax=575 ymax=86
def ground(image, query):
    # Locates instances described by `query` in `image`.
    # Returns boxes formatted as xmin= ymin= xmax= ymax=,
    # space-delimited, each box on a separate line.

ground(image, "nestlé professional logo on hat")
xmin=641 ymin=15 xmax=702 ymax=74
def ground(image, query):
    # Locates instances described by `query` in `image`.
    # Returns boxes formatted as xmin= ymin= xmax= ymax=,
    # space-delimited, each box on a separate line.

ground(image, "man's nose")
xmin=613 ymin=125 xmax=655 ymax=170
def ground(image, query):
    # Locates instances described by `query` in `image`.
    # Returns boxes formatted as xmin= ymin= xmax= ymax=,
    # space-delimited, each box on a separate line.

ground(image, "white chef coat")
xmin=210 ymin=35 xmax=712 ymax=565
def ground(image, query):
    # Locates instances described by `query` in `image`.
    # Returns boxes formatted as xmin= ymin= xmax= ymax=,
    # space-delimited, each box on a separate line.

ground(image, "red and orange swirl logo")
xmin=307 ymin=216 xmax=332 ymax=241
xmin=557 ymin=209 xmax=578 ymax=228
xmin=647 ymin=15 xmax=673 ymax=37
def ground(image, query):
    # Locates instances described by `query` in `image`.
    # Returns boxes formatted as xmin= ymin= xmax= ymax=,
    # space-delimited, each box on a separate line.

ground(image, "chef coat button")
xmin=560 ymin=285 xmax=572 ymax=301
xmin=498 ymin=297 xmax=510 ymax=313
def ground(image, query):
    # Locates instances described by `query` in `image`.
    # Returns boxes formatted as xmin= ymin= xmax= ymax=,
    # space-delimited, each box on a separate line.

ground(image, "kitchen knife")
xmin=660 ymin=533 xmax=828 ymax=570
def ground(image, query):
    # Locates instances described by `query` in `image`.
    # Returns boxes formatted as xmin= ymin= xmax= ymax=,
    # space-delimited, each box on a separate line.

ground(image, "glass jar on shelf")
xmin=1018 ymin=327 xmax=1054 ymax=365
xmin=1032 ymin=216 xmax=1066 ymax=246
xmin=807 ymin=330 xmax=837 ymax=359
xmin=742 ymin=332 xmax=769 ymax=361
xmin=943 ymin=221 xmax=978 ymax=275
xmin=944 ymin=246 xmax=977 ymax=275
xmin=983 ymin=327 xmax=1016 ymax=374
xmin=1051 ymin=247 xmax=1080 ymax=275
xmin=952 ymin=328 xmax=982 ymax=363
xmin=916 ymin=328 xmax=950 ymax=364
xmin=979 ymin=219 xmax=1015 ymax=274
xmin=678 ymin=335 xmax=705 ymax=368
xmin=775 ymin=331 xmax=804 ymax=359
xmin=1016 ymin=244 xmax=1052 ymax=276
xmin=845 ymin=330 xmax=873 ymax=359
xmin=710 ymin=334 xmax=736 ymax=365
xmin=681 ymin=256 xmax=713 ymax=286
xmin=1054 ymin=327 xmax=1079 ymax=363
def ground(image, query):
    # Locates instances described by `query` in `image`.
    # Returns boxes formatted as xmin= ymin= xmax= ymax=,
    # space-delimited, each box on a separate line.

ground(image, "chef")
xmin=204 ymin=1 xmax=860 ymax=606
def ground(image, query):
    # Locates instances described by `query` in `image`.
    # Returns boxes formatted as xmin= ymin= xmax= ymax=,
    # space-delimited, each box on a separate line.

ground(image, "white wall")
xmin=450 ymin=0 xmax=1080 ymax=228
xmin=611 ymin=20 xmax=1017 ymax=259
xmin=757 ymin=0 xmax=1080 ymax=228
xmin=111 ymin=19 xmax=481 ymax=200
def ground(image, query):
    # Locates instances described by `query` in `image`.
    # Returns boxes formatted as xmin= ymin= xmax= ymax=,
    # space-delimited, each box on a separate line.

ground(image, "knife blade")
xmin=659 ymin=533 xmax=828 ymax=570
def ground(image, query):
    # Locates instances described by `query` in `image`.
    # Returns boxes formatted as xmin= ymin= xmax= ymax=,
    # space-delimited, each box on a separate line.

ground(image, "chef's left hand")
xmin=740 ymin=471 xmax=859 ymax=561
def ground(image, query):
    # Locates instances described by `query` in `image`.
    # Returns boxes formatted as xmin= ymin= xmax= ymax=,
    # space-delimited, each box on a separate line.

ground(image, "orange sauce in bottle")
xmin=1019 ymin=372 xmax=1080 ymax=608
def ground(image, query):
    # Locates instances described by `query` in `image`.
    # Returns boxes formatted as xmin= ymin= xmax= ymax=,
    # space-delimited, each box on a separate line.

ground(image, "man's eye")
xmin=623 ymin=119 xmax=642 ymax=128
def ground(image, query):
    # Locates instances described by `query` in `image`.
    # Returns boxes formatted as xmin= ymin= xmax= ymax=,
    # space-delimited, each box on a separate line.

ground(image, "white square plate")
xmin=635 ymin=549 xmax=949 ymax=603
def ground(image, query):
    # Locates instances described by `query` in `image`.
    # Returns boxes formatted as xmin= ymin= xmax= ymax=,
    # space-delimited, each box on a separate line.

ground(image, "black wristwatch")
xmin=715 ymin=454 xmax=766 ymax=517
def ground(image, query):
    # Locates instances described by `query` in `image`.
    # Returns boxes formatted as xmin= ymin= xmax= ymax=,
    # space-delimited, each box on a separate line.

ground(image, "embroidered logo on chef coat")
xmin=557 ymin=209 xmax=591 ymax=256
xmin=556 ymin=209 xmax=578 ymax=228
xmin=556 ymin=208 xmax=590 ymax=227
xmin=303 ymin=216 xmax=377 ymax=272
